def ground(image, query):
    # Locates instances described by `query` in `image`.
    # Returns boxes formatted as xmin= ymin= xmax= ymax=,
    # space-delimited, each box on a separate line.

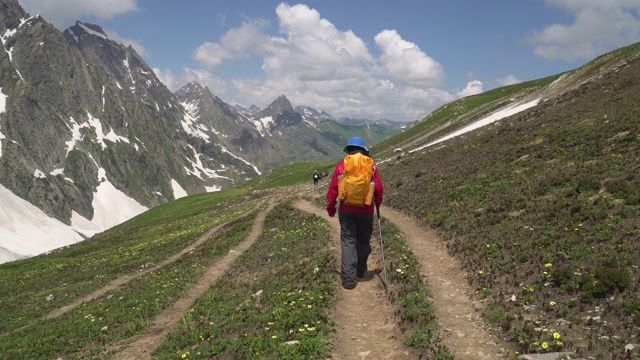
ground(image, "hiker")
xmin=326 ymin=136 xmax=384 ymax=290
xmin=313 ymin=171 xmax=319 ymax=185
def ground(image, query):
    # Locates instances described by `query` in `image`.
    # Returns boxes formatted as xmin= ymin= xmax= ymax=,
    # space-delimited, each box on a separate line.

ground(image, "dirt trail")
xmin=299 ymin=179 xmax=516 ymax=359
xmin=45 ymin=208 xmax=257 ymax=320
xmin=114 ymin=200 xmax=275 ymax=359
xmin=295 ymin=200 xmax=414 ymax=359
xmin=380 ymin=207 xmax=515 ymax=359
xmin=42 ymin=180 xmax=515 ymax=359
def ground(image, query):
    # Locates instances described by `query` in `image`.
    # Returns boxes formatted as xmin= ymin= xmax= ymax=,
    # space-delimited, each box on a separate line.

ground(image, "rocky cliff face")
xmin=0 ymin=1 xmax=248 ymax=229
xmin=0 ymin=0 xmax=401 ymax=261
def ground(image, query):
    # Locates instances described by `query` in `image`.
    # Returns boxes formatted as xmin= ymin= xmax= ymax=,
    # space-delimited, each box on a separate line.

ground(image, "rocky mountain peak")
xmin=256 ymin=94 xmax=302 ymax=128
xmin=63 ymin=21 xmax=112 ymax=45
xmin=294 ymin=105 xmax=335 ymax=123
xmin=0 ymin=0 xmax=28 ymax=32
xmin=182 ymin=81 xmax=206 ymax=93
xmin=261 ymin=94 xmax=293 ymax=115
xmin=176 ymin=81 xmax=210 ymax=102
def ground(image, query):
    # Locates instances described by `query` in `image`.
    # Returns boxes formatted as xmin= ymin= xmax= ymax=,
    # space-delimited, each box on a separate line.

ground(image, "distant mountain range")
xmin=0 ymin=0 xmax=404 ymax=262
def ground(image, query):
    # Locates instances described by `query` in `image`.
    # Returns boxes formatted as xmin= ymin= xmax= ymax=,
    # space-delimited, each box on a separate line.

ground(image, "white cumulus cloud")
xmin=526 ymin=0 xmax=640 ymax=62
xmin=20 ymin=0 xmax=139 ymax=30
xmin=181 ymin=3 xmax=452 ymax=121
xmin=374 ymin=29 xmax=445 ymax=88
xmin=152 ymin=67 xmax=177 ymax=91
xmin=496 ymin=74 xmax=521 ymax=87
xmin=193 ymin=18 xmax=270 ymax=69
xmin=456 ymin=81 xmax=484 ymax=98
xmin=104 ymin=29 xmax=149 ymax=58
xmin=266 ymin=3 xmax=373 ymax=81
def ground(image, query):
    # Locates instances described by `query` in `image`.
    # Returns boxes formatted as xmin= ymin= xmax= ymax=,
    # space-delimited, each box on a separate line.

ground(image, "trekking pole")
xmin=376 ymin=205 xmax=388 ymax=292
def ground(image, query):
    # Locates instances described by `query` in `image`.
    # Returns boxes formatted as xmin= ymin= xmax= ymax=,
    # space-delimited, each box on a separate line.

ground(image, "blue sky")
xmin=19 ymin=0 xmax=640 ymax=122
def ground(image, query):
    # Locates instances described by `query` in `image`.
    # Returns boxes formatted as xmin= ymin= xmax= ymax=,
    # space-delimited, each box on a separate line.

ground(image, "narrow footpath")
xmin=381 ymin=207 xmax=515 ymax=359
xmin=114 ymin=200 xmax=275 ymax=359
xmin=295 ymin=200 xmax=415 ymax=359
xmin=302 ymin=179 xmax=515 ymax=359
xmin=44 ymin=206 xmax=258 ymax=320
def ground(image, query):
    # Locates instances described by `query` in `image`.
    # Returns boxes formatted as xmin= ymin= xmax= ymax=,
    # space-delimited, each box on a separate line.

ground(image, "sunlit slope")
xmin=377 ymin=42 xmax=640 ymax=357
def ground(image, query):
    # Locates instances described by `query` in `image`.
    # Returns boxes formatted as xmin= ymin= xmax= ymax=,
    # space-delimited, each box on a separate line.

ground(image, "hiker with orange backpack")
xmin=326 ymin=136 xmax=384 ymax=290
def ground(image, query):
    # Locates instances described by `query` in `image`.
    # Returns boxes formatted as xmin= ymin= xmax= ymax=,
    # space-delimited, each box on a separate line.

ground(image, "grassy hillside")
xmin=381 ymin=42 xmax=640 ymax=357
xmin=318 ymin=120 xmax=400 ymax=152
xmin=0 ymin=163 xmax=448 ymax=358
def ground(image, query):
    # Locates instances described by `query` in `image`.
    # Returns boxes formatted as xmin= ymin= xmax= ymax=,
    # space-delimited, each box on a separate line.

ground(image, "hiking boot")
xmin=343 ymin=282 xmax=356 ymax=290
xmin=356 ymin=271 xmax=365 ymax=278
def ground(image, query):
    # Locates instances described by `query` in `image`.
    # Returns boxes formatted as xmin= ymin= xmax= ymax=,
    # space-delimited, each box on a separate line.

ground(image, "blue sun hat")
xmin=343 ymin=136 xmax=369 ymax=153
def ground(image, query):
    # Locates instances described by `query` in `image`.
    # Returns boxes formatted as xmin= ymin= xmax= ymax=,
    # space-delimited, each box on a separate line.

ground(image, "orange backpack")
xmin=338 ymin=153 xmax=375 ymax=207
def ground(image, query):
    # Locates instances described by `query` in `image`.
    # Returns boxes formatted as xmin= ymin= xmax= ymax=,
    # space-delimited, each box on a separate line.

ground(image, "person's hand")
xmin=327 ymin=205 xmax=336 ymax=217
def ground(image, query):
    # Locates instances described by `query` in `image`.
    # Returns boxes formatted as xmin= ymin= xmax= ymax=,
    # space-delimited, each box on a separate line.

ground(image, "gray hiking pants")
xmin=338 ymin=211 xmax=374 ymax=285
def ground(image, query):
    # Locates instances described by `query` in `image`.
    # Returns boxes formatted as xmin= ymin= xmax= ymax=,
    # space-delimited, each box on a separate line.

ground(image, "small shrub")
xmin=605 ymin=178 xmax=633 ymax=199
xmin=433 ymin=347 xmax=454 ymax=360
xmin=624 ymin=192 xmax=640 ymax=205
xmin=580 ymin=266 xmax=630 ymax=302
xmin=597 ymin=266 xmax=631 ymax=292
xmin=551 ymin=266 xmax=573 ymax=287
xmin=404 ymin=323 xmax=439 ymax=349
xmin=575 ymin=175 xmax=600 ymax=194
xmin=623 ymin=299 xmax=640 ymax=325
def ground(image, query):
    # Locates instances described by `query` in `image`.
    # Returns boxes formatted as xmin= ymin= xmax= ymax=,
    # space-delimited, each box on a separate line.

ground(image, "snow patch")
xmin=0 ymin=162 xmax=148 ymax=264
xmin=411 ymin=99 xmax=540 ymax=154
xmin=50 ymin=168 xmax=74 ymax=183
xmin=253 ymin=116 xmax=274 ymax=136
xmin=217 ymin=144 xmax=261 ymax=175
xmin=123 ymin=56 xmax=135 ymax=86
xmin=0 ymin=87 xmax=5 ymax=158
xmin=71 ymin=178 xmax=147 ymax=236
xmin=303 ymin=118 xmax=319 ymax=130
xmin=1 ymin=28 xmax=17 ymax=62
xmin=172 ymin=179 xmax=188 ymax=199
xmin=78 ymin=22 xmax=110 ymax=41
xmin=33 ymin=169 xmax=46 ymax=178
xmin=184 ymin=145 xmax=229 ymax=180
xmin=179 ymin=102 xmax=211 ymax=140
xmin=0 ymin=184 xmax=85 ymax=263
xmin=379 ymin=99 xmax=541 ymax=165
xmin=65 ymin=113 xmax=129 ymax=154
xmin=0 ymin=87 xmax=6 ymax=113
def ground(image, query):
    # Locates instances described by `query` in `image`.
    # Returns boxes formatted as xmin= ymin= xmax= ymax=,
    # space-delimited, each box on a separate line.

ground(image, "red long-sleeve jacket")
xmin=326 ymin=158 xmax=384 ymax=215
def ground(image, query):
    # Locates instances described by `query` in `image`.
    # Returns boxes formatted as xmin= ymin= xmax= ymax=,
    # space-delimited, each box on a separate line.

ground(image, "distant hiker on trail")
xmin=313 ymin=171 xmax=320 ymax=185
xmin=326 ymin=136 xmax=384 ymax=290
